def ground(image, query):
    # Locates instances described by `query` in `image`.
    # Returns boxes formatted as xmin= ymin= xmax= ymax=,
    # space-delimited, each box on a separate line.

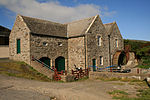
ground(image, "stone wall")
xmin=9 ymin=15 xmax=31 ymax=64
xmin=86 ymin=16 xmax=109 ymax=68
xmin=30 ymin=34 xmax=68 ymax=70
xmin=68 ymin=36 xmax=85 ymax=70
xmin=89 ymin=72 xmax=150 ymax=80
xmin=109 ymin=23 xmax=124 ymax=65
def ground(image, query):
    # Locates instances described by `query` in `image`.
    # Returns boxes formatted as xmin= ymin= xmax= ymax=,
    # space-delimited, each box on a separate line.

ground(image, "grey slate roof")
xmin=104 ymin=22 xmax=115 ymax=34
xmin=21 ymin=15 xmax=67 ymax=37
xmin=0 ymin=25 xmax=11 ymax=37
xmin=66 ymin=16 xmax=96 ymax=37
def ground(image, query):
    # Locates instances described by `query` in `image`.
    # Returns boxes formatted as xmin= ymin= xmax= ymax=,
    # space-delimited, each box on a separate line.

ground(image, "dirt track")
xmin=0 ymin=75 xmax=142 ymax=100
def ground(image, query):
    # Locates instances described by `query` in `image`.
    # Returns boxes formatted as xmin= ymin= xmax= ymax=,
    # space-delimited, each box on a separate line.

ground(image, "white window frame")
xmin=100 ymin=56 xmax=103 ymax=65
xmin=115 ymin=39 xmax=118 ymax=48
xmin=97 ymin=36 xmax=102 ymax=46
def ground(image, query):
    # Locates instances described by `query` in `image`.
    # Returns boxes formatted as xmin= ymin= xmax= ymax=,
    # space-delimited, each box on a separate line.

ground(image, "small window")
xmin=17 ymin=39 xmax=21 ymax=54
xmin=58 ymin=42 xmax=62 ymax=46
xmin=97 ymin=36 xmax=102 ymax=46
xmin=43 ymin=42 xmax=48 ymax=46
xmin=115 ymin=39 xmax=118 ymax=47
xmin=100 ymin=56 xmax=103 ymax=65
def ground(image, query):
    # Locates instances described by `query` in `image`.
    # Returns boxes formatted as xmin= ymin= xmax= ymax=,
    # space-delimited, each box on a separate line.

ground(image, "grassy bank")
xmin=0 ymin=59 xmax=52 ymax=82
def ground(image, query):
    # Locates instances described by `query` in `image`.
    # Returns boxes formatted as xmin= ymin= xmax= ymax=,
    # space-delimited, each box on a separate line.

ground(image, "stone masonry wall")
xmin=87 ymin=16 xmax=109 ymax=68
xmin=30 ymin=34 xmax=68 ymax=70
xmin=9 ymin=15 xmax=31 ymax=64
xmin=68 ymin=36 xmax=85 ymax=70
xmin=110 ymin=23 xmax=124 ymax=65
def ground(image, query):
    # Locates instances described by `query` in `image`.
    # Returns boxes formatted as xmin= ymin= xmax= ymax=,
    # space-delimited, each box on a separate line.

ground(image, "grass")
xmin=0 ymin=59 xmax=52 ymax=82
xmin=109 ymin=88 xmax=150 ymax=100
xmin=108 ymin=90 xmax=128 ymax=99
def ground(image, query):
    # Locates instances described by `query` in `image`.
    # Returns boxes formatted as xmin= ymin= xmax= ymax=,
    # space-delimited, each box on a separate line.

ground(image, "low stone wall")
xmin=89 ymin=72 xmax=150 ymax=81
xmin=0 ymin=45 xmax=9 ymax=58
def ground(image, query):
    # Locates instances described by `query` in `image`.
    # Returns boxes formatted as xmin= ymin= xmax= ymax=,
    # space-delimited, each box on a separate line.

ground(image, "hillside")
xmin=124 ymin=39 xmax=150 ymax=69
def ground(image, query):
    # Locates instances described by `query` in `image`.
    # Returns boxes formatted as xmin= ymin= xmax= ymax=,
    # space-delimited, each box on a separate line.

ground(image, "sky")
xmin=0 ymin=0 xmax=150 ymax=41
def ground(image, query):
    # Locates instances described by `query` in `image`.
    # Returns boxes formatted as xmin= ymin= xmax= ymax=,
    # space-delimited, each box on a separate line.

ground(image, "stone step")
xmin=31 ymin=61 xmax=54 ymax=79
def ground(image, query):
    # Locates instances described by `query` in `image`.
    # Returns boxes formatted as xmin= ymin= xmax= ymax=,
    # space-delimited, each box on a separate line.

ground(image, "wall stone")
xmin=9 ymin=15 xmax=31 ymax=64
xmin=109 ymin=23 xmax=124 ymax=65
xmin=30 ymin=34 xmax=68 ymax=70
xmin=68 ymin=37 xmax=85 ymax=70
xmin=87 ymin=16 xmax=109 ymax=68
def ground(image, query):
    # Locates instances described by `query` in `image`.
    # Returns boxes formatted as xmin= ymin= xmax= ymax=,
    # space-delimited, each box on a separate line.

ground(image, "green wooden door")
xmin=39 ymin=57 xmax=50 ymax=68
xmin=92 ymin=59 xmax=96 ymax=71
xmin=55 ymin=57 xmax=65 ymax=72
xmin=17 ymin=39 xmax=20 ymax=54
xmin=43 ymin=58 xmax=50 ymax=68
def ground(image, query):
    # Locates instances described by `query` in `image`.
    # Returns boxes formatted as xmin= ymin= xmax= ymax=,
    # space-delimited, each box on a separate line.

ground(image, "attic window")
xmin=43 ymin=42 xmax=48 ymax=46
xmin=58 ymin=42 xmax=62 ymax=46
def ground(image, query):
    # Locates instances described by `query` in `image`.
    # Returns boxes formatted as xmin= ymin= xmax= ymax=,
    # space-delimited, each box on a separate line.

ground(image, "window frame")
xmin=97 ymin=36 xmax=102 ymax=46
xmin=100 ymin=56 xmax=103 ymax=65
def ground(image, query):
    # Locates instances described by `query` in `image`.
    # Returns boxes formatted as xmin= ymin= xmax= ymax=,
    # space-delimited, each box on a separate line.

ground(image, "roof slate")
xmin=104 ymin=22 xmax=115 ymax=34
xmin=66 ymin=16 xmax=96 ymax=37
xmin=21 ymin=15 xmax=67 ymax=37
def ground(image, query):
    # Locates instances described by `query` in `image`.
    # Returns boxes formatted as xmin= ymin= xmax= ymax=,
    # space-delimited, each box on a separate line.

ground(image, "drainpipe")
xmin=108 ymin=35 xmax=111 ymax=66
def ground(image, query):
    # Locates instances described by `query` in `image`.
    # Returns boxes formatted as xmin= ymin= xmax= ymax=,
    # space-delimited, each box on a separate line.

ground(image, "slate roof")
xmin=20 ymin=15 xmax=115 ymax=38
xmin=104 ymin=22 xmax=115 ymax=34
xmin=21 ymin=15 xmax=67 ymax=37
xmin=0 ymin=25 xmax=11 ymax=37
xmin=66 ymin=15 xmax=96 ymax=37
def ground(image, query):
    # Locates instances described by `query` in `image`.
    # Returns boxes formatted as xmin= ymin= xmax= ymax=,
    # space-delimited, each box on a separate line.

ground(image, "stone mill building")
xmin=9 ymin=14 xmax=124 ymax=72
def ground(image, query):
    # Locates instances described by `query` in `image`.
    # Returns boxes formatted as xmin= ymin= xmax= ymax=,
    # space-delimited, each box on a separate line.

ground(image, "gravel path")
xmin=0 ymin=75 xmax=114 ymax=100
xmin=0 ymin=75 xmax=140 ymax=100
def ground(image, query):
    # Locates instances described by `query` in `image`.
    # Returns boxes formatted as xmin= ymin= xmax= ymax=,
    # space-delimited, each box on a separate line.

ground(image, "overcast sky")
xmin=0 ymin=0 xmax=150 ymax=41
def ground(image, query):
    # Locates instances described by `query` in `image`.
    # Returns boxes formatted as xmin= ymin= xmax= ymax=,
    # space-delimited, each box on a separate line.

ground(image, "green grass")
xmin=109 ymin=89 xmax=150 ymax=100
xmin=108 ymin=90 xmax=128 ymax=99
xmin=0 ymin=59 xmax=52 ymax=82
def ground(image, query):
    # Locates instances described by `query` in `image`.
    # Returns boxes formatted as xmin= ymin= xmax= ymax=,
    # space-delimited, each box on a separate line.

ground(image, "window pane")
xmin=100 ymin=56 xmax=103 ymax=65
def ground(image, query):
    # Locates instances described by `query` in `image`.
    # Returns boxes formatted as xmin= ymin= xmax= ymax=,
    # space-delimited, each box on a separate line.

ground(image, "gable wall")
xmin=109 ymin=24 xmax=124 ymax=65
xmin=9 ymin=15 xmax=31 ymax=64
xmin=86 ymin=16 xmax=109 ymax=68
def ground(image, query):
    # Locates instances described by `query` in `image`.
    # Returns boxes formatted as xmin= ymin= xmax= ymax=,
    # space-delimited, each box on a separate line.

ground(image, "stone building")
xmin=9 ymin=14 xmax=124 ymax=72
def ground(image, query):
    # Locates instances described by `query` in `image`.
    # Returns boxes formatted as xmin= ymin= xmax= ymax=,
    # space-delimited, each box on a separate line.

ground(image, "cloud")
xmin=0 ymin=0 xmax=116 ymax=23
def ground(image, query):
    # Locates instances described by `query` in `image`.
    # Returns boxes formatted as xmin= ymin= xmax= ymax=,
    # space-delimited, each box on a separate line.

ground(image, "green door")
xmin=17 ymin=39 xmax=21 ymax=54
xmin=55 ymin=57 xmax=65 ymax=72
xmin=92 ymin=59 xmax=96 ymax=71
xmin=39 ymin=57 xmax=50 ymax=68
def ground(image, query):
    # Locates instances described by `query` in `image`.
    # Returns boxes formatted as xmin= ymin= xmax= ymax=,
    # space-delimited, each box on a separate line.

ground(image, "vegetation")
xmin=109 ymin=89 xmax=150 ymax=100
xmin=124 ymin=39 xmax=150 ymax=69
xmin=0 ymin=59 xmax=52 ymax=82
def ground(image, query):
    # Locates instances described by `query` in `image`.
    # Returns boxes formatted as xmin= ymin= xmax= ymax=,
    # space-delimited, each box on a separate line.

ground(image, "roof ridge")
xmin=104 ymin=21 xmax=116 ymax=25
xmin=20 ymin=15 xmax=65 ymax=25
xmin=65 ymin=15 xmax=98 ymax=24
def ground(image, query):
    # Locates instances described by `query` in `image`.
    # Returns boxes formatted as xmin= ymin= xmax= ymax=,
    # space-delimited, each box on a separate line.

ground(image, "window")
xmin=97 ymin=36 xmax=102 ymax=46
xmin=115 ymin=39 xmax=118 ymax=47
xmin=17 ymin=39 xmax=21 ymax=54
xmin=58 ymin=42 xmax=62 ymax=46
xmin=43 ymin=42 xmax=48 ymax=46
xmin=100 ymin=56 xmax=103 ymax=65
